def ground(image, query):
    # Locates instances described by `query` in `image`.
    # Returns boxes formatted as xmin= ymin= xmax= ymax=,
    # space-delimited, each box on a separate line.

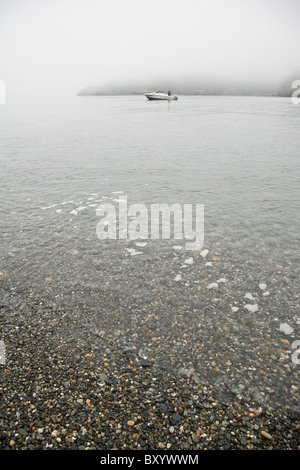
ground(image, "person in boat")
xmin=168 ymin=90 xmax=171 ymax=96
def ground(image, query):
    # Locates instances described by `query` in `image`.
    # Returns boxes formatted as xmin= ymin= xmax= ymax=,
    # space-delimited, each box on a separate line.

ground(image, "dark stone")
xmin=141 ymin=360 xmax=151 ymax=367
xmin=160 ymin=403 xmax=168 ymax=413
xmin=171 ymin=413 xmax=182 ymax=423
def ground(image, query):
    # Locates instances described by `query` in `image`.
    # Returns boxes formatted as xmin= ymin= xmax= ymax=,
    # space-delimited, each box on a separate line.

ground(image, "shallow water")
xmin=0 ymin=95 xmax=299 ymax=410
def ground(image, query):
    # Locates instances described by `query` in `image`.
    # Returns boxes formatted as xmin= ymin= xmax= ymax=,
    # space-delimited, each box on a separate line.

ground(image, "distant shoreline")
xmin=77 ymin=84 xmax=297 ymax=98
xmin=77 ymin=92 xmax=290 ymax=98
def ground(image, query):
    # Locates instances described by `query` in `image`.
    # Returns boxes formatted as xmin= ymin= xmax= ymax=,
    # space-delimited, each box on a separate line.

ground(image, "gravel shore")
xmin=0 ymin=238 xmax=299 ymax=451
xmin=1 ymin=91 xmax=300 ymax=454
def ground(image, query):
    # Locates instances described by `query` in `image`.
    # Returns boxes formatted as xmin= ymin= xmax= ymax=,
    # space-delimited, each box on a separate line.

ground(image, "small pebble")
xmin=261 ymin=431 xmax=273 ymax=440
xmin=207 ymin=283 xmax=218 ymax=289
xmin=280 ymin=323 xmax=294 ymax=335
xmin=244 ymin=304 xmax=259 ymax=313
xmin=200 ymin=249 xmax=209 ymax=258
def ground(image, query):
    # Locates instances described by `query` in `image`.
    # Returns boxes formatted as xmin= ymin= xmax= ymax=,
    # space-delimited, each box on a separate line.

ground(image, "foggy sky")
xmin=0 ymin=0 xmax=300 ymax=96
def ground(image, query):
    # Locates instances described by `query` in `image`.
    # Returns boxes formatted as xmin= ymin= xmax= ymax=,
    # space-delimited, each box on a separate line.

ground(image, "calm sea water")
xmin=1 ymin=95 xmax=299 ymax=408
xmin=1 ymin=95 xmax=299 ymax=269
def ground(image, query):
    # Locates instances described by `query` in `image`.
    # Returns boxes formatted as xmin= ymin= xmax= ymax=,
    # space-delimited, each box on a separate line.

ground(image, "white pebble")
xmin=200 ymin=249 xmax=209 ymax=258
xmin=56 ymin=209 xmax=62 ymax=214
xmin=174 ymin=275 xmax=182 ymax=282
xmin=205 ymin=262 xmax=212 ymax=267
xmin=263 ymin=291 xmax=270 ymax=296
xmin=244 ymin=293 xmax=256 ymax=301
xmin=217 ymin=278 xmax=227 ymax=283
xmin=279 ymin=323 xmax=294 ymax=335
xmin=207 ymin=283 xmax=218 ymax=289
xmin=244 ymin=304 xmax=259 ymax=313
xmin=259 ymin=283 xmax=267 ymax=290
xmin=173 ymin=245 xmax=182 ymax=250
xmin=231 ymin=307 xmax=239 ymax=313
xmin=41 ymin=204 xmax=57 ymax=210
xmin=70 ymin=210 xmax=78 ymax=215
xmin=185 ymin=257 xmax=194 ymax=265
xmin=126 ymin=248 xmax=142 ymax=255
xmin=135 ymin=242 xmax=147 ymax=247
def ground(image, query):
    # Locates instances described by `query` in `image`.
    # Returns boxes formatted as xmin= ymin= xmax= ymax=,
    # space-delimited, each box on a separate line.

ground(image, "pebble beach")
xmin=1 ymin=215 xmax=299 ymax=450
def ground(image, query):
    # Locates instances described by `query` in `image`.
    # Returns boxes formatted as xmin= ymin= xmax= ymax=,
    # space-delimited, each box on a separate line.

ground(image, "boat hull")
xmin=144 ymin=93 xmax=178 ymax=101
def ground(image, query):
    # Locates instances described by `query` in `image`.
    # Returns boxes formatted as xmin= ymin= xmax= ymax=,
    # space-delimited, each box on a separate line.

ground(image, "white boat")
xmin=144 ymin=90 xmax=178 ymax=101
